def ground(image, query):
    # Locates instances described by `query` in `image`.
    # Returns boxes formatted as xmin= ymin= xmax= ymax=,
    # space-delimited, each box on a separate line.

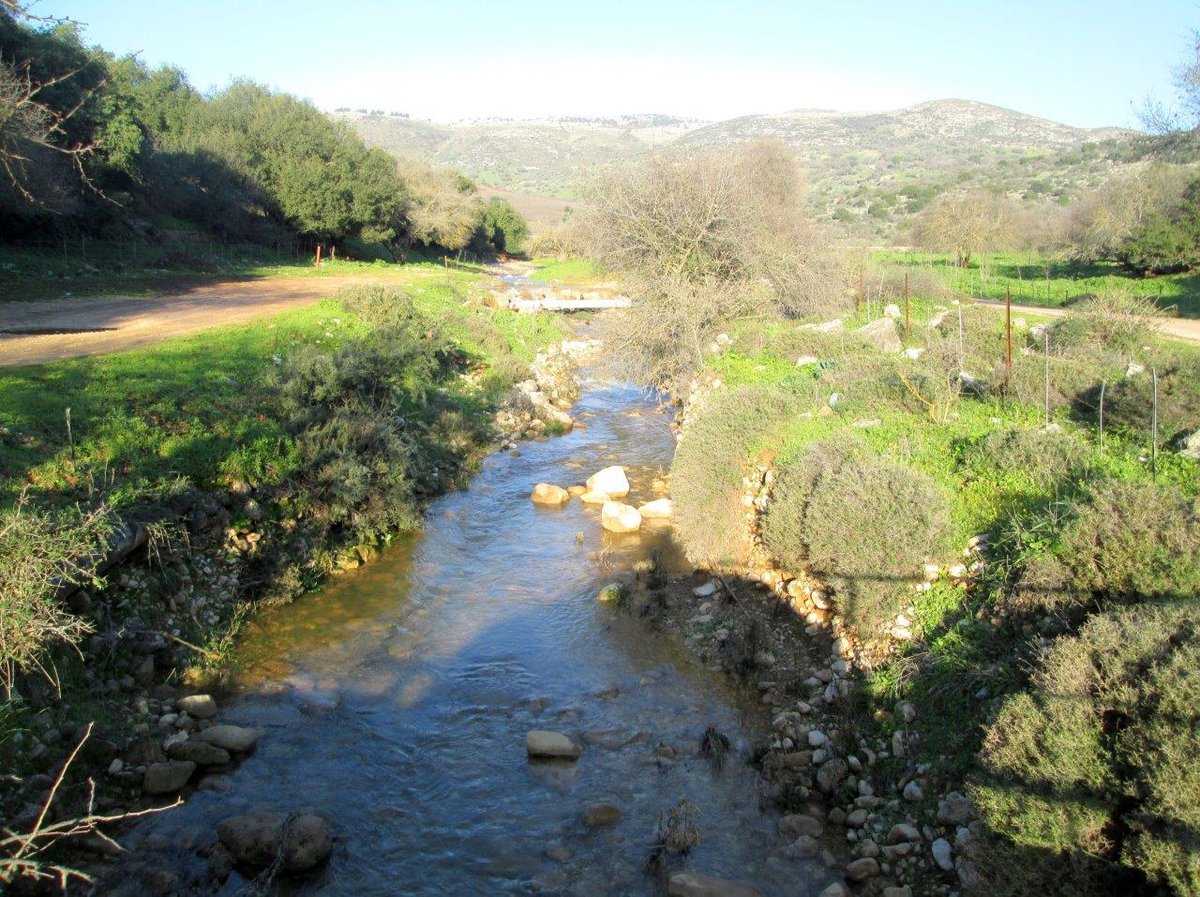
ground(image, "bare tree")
xmin=582 ymin=140 xmax=845 ymax=386
xmin=910 ymin=189 xmax=1020 ymax=267
xmin=1140 ymin=30 xmax=1200 ymax=133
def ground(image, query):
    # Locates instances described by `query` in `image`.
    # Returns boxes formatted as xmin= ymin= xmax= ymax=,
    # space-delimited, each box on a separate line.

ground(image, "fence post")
xmin=1044 ymin=331 xmax=1051 ymax=428
xmin=904 ymin=272 xmax=910 ymax=337
xmin=1005 ymin=286 xmax=1012 ymax=389
xmin=1098 ymin=380 xmax=1106 ymax=454
xmin=1152 ymin=367 xmax=1159 ymax=483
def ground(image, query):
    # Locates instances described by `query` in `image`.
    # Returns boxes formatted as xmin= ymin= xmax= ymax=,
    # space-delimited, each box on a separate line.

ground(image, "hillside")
xmin=342 ymin=100 xmax=1146 ymax=238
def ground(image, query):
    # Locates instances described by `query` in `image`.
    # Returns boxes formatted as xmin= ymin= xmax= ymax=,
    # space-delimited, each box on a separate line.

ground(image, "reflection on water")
xmin=123 ymin=376 xmax=828 ymax=895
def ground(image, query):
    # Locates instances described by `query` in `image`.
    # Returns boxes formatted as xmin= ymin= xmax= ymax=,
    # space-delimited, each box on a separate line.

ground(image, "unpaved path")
xmin=974 ymin=298 xmax=1200 ymax=344
xmin=0 ymin=275 xmax=384 ymax=367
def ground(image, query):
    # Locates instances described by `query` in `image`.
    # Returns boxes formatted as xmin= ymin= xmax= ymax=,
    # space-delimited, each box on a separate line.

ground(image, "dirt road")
xmin=2 ymin=277 xmax=1198 ymax=369
xmin=0 ymin=275 xmax=382 ymax=367
xmin=975 ymin=299 xmax=1200 ymax=344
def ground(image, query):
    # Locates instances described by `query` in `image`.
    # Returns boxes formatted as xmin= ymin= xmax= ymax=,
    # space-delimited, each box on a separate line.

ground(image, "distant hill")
xmin=339 ymin=100 xmax=1145 ymax=237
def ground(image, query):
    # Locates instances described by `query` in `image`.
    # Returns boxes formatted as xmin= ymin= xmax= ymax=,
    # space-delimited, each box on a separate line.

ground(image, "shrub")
xmin=765 ymin=447 xmax=950 ymax=635
xmin=1050 ymin=292 xmax=1162 ymax=357
xmin=1059 ymin=481 xmax=1200 ymax=600
xmin=1012 ymin=481 xmax=1200 ymax=613
xmin=1077 ymin=355 xmax=1200 ymax=442
xmin=671 ymin=386 xmax=796 ymax=565
xmin=960 ymin=426 xmax=1089 ymax=488
xmin=763 ymin=436 xmax=865 ymax=570
xmin=0 ymin=500 xmax=114 ymax=697
xmin=973 ymin=600 xmax=1200 ymax=896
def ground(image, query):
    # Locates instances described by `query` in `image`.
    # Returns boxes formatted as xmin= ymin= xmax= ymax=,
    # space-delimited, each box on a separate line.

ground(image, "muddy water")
xmin=125 ymin=373 xmax=829 ymax=895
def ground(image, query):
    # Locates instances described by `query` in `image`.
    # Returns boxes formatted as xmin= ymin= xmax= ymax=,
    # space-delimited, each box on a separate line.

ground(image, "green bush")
xmin=764 ymin=446 xmax=950 ymax=635
xmin=1077 ymin=355 xmax=1200 ymax=442
xmin=1059 ymin=481 xmax=1200 ymax=601
xmin=960 ymin=426 xmax=1089 ymax=488
xmin=0 ymin=501 xmax=113 ymax=697
xmin=1013 ymin=481 xmax=1200 ymax=613
xmin=973 ymin=600 xmax=1200 ymax=896
xmin=671 ymin=386 xmax=796 ymax=565
xmin=763 ymin=435 xmax=864 ymax=570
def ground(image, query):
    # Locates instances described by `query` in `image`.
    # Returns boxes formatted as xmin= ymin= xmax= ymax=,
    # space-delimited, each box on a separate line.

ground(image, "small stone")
xmin=107 ymin=758 xmax=124 ymax=775
xmin=845 ymin=857 xmax=880 ymax=881
xmin=667 ymin=872 xmax=764 ymax=897
xmin=581 ymin=803 xmax=621 ymax=827
xmin=820 ymin=885 xmax=850 ymax=897
xmin=887 ymin=823 xmax=921 ymax=844
xmin=896 ymin=701 xmax=917 ymax=723
xmin=780 ymin=814 xmax=823 ymax=839
xmin=638 ymin=498 xmax=674 ymax=519
xmin=596 ymin=583 xmax=623 ymax=603
xmin=167 ymin=739 xmax=231 ymax=766
xmin=176 ymin=694 xmax=218 ymax=719
xmin=937 ymin=790 xmax=973 ymax=825
xmin=903 ymin=780 xmax=923 ymax=802
xmin=816 ymin=757 xmax=849 ymax=793
xmin=932 ymin=837 xmax=954 ymax=871
xmin=143 ymin=760 xmax=195 ymax=795
xmin=808 ymin=730 xmax=828 ymax=748
xmin=693 ymin=581 xmax=719 ymax=598
xmin=586 ymin=466 xmax=630 ymax=498
xmin=200 ymin=725 xmax=261 ymax=753
xmin=601 ymin=501 xmax=641 ymax=533
xmin=526 ymin=731 xmax=581 ymax=760
xmin=531 ymin=483 xmax=570 ymax=505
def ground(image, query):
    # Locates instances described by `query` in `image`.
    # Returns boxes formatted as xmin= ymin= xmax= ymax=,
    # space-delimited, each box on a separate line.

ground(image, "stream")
xmin=120 ymin=349 xmax=828 ymax=895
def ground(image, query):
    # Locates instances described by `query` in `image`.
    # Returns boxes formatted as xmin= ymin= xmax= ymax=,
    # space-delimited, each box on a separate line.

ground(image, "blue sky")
xmin=34 ymin=0 xmax=1199 ymax=127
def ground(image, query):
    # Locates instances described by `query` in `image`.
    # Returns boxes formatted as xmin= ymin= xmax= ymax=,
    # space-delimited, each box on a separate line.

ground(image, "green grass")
xmin=875 ymin=250 xmax=1200 ymax=318
xmin=529 ymin=256 xmax=605 ymax=285
xmin=0 ymin=264 xmax=565 ymax=505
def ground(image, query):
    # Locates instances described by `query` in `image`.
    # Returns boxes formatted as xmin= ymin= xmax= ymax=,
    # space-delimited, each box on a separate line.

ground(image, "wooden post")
xmin=1005 ymin=286 xmax=1013 ymax=387
xmin=65 ymin=407 xmax=74 ymax=463
xmin=1044 ymin=331 xmax=1051 ymax=428
xmin=903 ymin=272 xmax=910 ymax=336
xmin=1152 ymin=367 xmax=1159 ymax=482
xmin=314 ymin=244 xmax=322 ymax=268
xmin=857 ymin=269 xmax=865 ymax=315
xmin=1099 ymin=380 xmax=1106 ymax=454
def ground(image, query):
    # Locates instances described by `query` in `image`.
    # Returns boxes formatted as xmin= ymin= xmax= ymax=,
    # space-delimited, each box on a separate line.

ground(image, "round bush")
xmin=763 ymin=436 xmax=864 ymax=570
xmin=769 ymin=451 xmax=949 ymax=634
xmin=671 ymin=386 xmax=796 ymax=565
xmin=960 ymin=426 xmax=1089 ymax=488
xmin=1077 ymin=355 xmax=1200 ymax=442
xmin=974 ymin=600 xmax=1200 ymax=896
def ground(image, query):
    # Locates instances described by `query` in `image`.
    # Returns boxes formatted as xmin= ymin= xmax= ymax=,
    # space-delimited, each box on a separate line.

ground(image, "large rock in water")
xmin=530 ymin=483 xmax=570 ymax=505
xmin=143 ymin=760 xmax=195 ymax=794
xmin=176 ymin=694 xmax=218 ymax=719
xmin=201 ymin=725 xmax=261 ymax=753
xmin=586 ymin=466 xmax=630 ymax=498
xmin=857 ymin=317 xmax=902 ymax=353
xmin=526 ymin=730 xmax=581 ymax=760
xmin=667 ymin=872 xmax=764 ymax=897
xmin=601 ymin=502 xmax=642 ymax=533
xmin=216 ymin=811 xmax=332 ymax=872
xmin=580 ymin=490 xmax=610 ymax=505
xmin=637 ymin=498 xmax=673 ymax=519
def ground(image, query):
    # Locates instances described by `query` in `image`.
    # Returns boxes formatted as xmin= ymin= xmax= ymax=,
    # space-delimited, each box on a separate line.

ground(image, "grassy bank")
xmin=876 ymin=249 xmax=1200 ymax=318
xmin=667 ymin=295 xmax=1200 ymax=896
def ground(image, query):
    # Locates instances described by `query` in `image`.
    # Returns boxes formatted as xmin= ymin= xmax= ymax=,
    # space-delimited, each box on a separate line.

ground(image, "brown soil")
xmin=0 ymin=274 xmax=387 ymax=367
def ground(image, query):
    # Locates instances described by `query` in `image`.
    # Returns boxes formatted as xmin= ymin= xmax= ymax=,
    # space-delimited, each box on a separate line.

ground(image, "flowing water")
xmin=121 ymin=357 xmax=829 ymax=895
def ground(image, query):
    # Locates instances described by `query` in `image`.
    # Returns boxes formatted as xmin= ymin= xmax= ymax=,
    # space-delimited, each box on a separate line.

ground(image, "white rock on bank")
xmin=586 ymin=466 xmax=630 ymax=498
xmin=601 ymin=502 xmax=642 ymax=534
xmin=637 ymin=498 xmax=673 ymax=519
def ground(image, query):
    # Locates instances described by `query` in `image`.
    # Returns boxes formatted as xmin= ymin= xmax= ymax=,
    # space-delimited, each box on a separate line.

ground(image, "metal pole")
xmin=1005 ymin=287 xmax=1013 ymax=388
xmin=1152 ymin=367 xmax=1159 ymax=482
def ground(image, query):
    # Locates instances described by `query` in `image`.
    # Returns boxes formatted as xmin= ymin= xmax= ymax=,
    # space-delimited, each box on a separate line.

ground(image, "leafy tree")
xmin=478 ymin=197 xmax=528 ymax=254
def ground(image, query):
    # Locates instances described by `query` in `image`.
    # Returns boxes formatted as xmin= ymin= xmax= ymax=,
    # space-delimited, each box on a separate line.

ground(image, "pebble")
xmin=932 ymin=837 xmax=954 ymax=871
xmin=845 ymin=857 xmax=880 ymax=881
